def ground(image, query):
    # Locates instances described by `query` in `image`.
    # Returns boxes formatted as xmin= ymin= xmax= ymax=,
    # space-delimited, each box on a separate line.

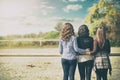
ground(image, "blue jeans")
xmin=61 ymin=58 xmax=77 ymax=80
xmin=78 ymin=60 xmax=94 ymax=80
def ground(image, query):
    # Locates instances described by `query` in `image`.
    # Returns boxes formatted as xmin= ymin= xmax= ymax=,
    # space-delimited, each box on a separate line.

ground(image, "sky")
xmin=0 ymin=0 xmax=98 ymax=36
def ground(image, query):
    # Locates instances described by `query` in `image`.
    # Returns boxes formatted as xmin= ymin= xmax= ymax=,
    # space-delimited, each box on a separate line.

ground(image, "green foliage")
xmin=110 ymin=40 xmax=120 ymax=47
xmin=0 ymin=41 xmax=40 ymax=48
xmin=54 ymin=22 xmax=63 ymax=32
xmin=85 ymin=0 xmax=120 ymax=46
xmin=44 ymin=31 xmax=60 ymax=39
xmin=0 ymin=36 xmax=5 ymax=40
xmin=0 ymin=40 xmax=59 ymax=48
xmin=0 ymin=31 xmax=60 ymax=48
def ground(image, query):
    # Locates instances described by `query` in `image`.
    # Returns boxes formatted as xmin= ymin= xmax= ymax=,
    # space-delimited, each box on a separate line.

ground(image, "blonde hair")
xmin=96 ymin=26 xmax=106 ymax=48
xmin=60 ymin=23 xmax=75 ymax=41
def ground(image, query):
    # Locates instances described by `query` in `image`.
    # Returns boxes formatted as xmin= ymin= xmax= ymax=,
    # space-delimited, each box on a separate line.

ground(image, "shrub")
xmin=44 ymin=31 xmax=60 ymax=39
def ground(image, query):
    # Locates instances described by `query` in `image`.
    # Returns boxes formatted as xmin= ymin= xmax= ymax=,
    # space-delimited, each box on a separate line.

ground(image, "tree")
xmin=54 ymin=22 xmax=63 ymax=32
xmin=85 ymin=0 xmax=120 ymax=41
xmin=44 ymin=31 xmax=59 ymax=39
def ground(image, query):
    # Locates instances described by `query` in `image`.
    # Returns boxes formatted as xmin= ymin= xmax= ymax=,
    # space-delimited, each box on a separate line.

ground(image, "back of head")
xmin=60 ymin=23 xmax=75 ymax=41
xmin=78 ymin=24 xmax=89 ymax=37
xmin=96 ymin=25 xmax=107 ymax=48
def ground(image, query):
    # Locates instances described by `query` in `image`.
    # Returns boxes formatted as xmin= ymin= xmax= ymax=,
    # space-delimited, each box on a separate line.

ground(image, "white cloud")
xmin=63 ymin=4 xmax=82 ymax=12
xmin=0 ymin=16 xmax=86 ymax=36
xmin=0 ymin=16 xmax=57 ymax=36
xmin=0 ymin=0 xmax=55 ymax=17
xmin=63 ymin=0 xmax=86 ymax=2
xmin=63 ymin=0 xmax=78 ymax=2
xmin=80 ymin=0 xmax=86 ymax=2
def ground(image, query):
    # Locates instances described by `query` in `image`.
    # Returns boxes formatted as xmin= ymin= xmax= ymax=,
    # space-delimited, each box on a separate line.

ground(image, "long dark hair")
xmin=78 ymin=24 xmax=89 ymax=37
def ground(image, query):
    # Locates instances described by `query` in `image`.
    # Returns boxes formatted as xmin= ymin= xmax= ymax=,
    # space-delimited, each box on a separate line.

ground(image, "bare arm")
xmin=90 ymin=39 xmax=97 ymax=54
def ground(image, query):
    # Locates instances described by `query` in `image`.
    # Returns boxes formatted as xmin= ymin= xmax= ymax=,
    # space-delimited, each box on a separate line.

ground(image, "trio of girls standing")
xmin=59 ymin=23 xmax=112 ymax=80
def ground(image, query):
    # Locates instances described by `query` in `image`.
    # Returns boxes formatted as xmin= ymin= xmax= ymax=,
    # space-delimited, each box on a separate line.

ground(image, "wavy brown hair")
xmin=96 ymin=25 xmax=106 ymax=48
xmin=60 ymin=23 xmax=75 ymax=41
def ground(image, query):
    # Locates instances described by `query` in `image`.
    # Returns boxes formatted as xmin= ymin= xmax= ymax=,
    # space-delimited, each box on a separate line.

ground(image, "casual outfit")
xmin=94 ymin=39 xmax=111 ymax=80
xmin=77 ymin=36 xmax=94 ymax=80
xmin=59 ymin=36 xmax=86 ymax=80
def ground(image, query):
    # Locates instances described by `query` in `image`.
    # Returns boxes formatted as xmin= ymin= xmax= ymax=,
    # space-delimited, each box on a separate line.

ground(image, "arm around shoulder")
xmin=73 ymin=37 xmax=86 ymax=54
xmin=90 ymin=39 xmax=97 ymax=54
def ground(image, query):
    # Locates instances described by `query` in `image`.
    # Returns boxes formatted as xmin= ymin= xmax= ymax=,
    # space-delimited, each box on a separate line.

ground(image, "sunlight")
xmin=1 ymin=1 xmax=28 ymax=17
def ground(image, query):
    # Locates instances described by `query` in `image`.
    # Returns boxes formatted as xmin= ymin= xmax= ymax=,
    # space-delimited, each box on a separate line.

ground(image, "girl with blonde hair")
xmin=91 ymin=25 xmax=112 ymax=80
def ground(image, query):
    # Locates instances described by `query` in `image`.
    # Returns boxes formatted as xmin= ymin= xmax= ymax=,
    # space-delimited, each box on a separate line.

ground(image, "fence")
xmin=0 ymin=39 xmax=59 ymax=47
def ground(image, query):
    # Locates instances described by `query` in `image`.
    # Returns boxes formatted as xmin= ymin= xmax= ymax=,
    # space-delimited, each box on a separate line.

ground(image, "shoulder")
xmin=71 ymin=36 xmax=76 ymax=39
xmin=59 ymin=39 xmax=63 ymax=43
xmin=71 ymin=36 xmax=77 ymax=41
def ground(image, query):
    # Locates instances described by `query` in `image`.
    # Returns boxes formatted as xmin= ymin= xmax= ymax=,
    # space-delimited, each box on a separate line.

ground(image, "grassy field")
xmin=0 ymin=56 xmax=120 ymax=80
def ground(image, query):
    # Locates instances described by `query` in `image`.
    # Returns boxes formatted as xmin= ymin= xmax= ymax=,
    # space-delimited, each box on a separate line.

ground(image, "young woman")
xmin=91 ymin=25 xmax=112 ymax=80
xmin=77 ymin=24 xmax=94 ymax=80
xmin=59 ymin=23 xmax=89 ymax=80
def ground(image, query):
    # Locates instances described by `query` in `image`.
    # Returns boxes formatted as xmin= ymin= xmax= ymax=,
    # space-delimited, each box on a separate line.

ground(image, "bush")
xmin=44 ymin=31 xmax=60 ymax=39
xmin=110 ymin=40 xmax=120 ymax=47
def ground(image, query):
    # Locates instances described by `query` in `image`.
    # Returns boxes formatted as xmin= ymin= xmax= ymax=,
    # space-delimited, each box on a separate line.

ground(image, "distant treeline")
xmin=0 ymin=31 xmax=60 ymax=40
xmin=0 ymin=31 xmax=120 ymax=48
xmin=0 ymin=31 xmax=60 ymax=48
xmin=0 ymin=40 xmax=59 ymax=48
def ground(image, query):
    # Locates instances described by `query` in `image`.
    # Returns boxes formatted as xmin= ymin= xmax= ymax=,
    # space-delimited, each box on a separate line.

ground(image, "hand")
xmin=86 ymin=51 xmax=90 ymax=55
xmin=85 ymin=48 xmax=90 ymax=55
xmin=86 ymin=48 xmax=90 ymax=52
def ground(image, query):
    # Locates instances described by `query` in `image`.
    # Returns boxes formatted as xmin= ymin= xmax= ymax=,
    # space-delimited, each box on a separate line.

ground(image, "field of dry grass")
xmin=0 ymin=56 xmax=120 ymax=80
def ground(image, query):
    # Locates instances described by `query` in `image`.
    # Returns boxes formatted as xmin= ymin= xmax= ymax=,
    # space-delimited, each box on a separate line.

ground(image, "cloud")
xmin=0 ymin=16 xmax=86 ymax=36
xmin=63 ymin=4 xmax=82 ymax=12
xmin=53 ymin=17 xmax=85 ymax=32
xmin=63 ymin=0 xmax=86 ymax=2
xmin=0 ymin=0 xmax=55 ymax=17
xmin=81 ymin=0 xmax=86 ymax=2
xmin=38 ymin=2 xmax=55 ymax=16
xmin=63 ymin=0 xmax=78 ymax=2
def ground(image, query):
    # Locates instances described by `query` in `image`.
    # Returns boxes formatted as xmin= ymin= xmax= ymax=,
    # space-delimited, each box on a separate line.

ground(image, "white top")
xmin=77 ymin=55 xmax=94 ymax=62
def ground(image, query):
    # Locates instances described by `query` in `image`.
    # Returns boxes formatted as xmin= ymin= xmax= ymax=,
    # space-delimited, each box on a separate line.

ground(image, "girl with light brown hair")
xmin=59 ymin=23 xmax=89 ymax=80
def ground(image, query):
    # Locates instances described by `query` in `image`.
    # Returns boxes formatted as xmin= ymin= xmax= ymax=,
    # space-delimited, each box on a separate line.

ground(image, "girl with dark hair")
xmin=91 ymin=25 xmax=112 ymax=80
xmin=59 ymin=23 xmax=90 ymax=80
xmin=77 ymin=24 xmax=94 ymax=80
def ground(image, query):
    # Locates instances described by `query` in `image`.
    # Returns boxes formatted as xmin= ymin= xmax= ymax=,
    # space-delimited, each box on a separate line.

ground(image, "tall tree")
xmin=85 ymin=0 xmax=120 ymax=41
xmin=54 ymin=22 xmax=63 ymax=32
